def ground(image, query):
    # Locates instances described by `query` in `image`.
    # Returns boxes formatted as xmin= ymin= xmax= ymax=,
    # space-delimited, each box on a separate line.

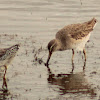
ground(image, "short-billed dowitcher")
xmin=0 ymin=44 xmax=20 ymax=73
xmin=46 ymin=18 xmax=97 ymax=66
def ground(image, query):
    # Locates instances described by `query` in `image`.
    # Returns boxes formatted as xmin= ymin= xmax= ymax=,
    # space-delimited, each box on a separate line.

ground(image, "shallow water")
xmin=0 ymin=0 xmax=100 ymax=100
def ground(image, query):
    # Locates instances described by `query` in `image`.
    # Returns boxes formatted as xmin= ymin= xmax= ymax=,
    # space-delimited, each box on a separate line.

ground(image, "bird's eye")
xmin=95 ymin=20 xmax=97 ymax=23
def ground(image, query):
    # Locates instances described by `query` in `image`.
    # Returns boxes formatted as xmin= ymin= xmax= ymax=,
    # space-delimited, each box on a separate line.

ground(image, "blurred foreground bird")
xmin=46 ymin=18 xmax=97 ymax=66
xmin=0 ymin=44 xmax=20 ymax=73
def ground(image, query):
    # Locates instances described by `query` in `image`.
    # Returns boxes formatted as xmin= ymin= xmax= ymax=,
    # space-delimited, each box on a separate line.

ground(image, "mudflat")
xmin=0 ymin=0 xmax=100 ymax=100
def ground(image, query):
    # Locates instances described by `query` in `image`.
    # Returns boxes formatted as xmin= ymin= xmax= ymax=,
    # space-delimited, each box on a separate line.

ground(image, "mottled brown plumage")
xmin=0 ymin=44 xmax=20 ymax=75
xmin=46 ymin=18 xmax=97 ymax=66
xmin=0 ymin=44 xmax=20 ymax=89
xmin=56 ymin=18 xmax=96 ymax=40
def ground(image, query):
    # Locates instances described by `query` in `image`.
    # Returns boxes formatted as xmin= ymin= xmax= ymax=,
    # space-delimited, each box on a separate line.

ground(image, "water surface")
xmin=0 ymin=0 xmax=100 ymax=100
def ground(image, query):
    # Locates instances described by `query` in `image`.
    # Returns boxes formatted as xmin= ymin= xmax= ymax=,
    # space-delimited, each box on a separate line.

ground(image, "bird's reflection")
xmin=0 ymin=68 xmax=10 ymax=100
xmin=46 ymin=62 xmax=96 ymax=97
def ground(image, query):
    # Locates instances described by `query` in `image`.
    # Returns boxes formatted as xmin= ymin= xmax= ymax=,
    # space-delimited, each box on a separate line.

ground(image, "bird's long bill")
xmin=46 ymin=51 xmax=52 ymax=66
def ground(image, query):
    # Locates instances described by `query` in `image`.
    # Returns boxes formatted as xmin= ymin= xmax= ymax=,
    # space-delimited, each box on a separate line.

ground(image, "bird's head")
xmin=48 ymin=39 xmax=58 ymax=53
xmin=46 ymin=39 xmax=59 ymax=66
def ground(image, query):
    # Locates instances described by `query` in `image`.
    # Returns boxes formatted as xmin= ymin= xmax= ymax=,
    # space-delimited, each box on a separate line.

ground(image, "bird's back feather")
xmin=56 ymin=18 xmax=96 ymax=40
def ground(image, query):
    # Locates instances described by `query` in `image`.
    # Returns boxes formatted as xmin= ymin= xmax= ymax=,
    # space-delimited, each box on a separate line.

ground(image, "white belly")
xmin=72 ymin=34 xmax=91 ymax=51
xmin=0 ymin=55 xmax=14 ymax=67
xmin=0 ymin=59 xmax=10 ymax=67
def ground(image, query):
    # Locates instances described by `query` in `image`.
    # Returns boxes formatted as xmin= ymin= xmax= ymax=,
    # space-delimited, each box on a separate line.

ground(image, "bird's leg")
xmin=2 ymin=65 xmax=7 ymax=89
xmin=4 ymin=65 xmax=7 ymax=75
xmin=72 ymin=49 xmax=74 ymax=62
xmin=83 ymin=49 xmax=86 ymax=61
xmin=71 ymin=61 xmax=75 ymax=73
xmin=83 ymin=60 xmax=86 ymax=72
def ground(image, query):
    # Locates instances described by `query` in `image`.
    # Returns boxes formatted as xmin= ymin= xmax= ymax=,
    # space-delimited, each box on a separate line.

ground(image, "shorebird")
xmin=0 ymin=44 xmax=20 ymax=73
xmin=46 ymin=18 xmax=97 ymax=66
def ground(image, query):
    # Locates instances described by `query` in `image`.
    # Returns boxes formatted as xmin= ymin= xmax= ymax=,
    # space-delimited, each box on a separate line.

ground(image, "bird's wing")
xmin=56 ymin=23 xmax=93 ymax=40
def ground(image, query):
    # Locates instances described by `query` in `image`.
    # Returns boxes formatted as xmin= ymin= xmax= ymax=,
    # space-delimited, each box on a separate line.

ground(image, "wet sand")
xmin=0 ymin=0 xmax=100 ymax=100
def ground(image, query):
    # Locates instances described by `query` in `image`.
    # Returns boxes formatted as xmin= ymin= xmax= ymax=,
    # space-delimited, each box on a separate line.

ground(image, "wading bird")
xmin=46 ymin=18 xmax=97 ymax=66
xmin=0 ymin=44 xmax=20 ymax=73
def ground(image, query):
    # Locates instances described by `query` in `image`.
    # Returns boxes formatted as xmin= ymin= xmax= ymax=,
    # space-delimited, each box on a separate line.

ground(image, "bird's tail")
xmin=87 ymin=18 xmax=97 ymax=27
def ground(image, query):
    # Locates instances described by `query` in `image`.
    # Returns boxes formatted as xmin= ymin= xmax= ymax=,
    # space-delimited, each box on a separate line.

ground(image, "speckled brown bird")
xmin=0 ymin=44 xmax=20 ymax=73
xmin=46 ymin=18 xmax=97 ymax=66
